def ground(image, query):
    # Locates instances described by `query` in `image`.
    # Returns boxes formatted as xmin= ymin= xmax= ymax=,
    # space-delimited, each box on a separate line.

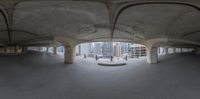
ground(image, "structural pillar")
xmin=195 ymin=47 xmax=200 ymax=55
xmin=158 ymin=47 xmax=161 ymax=54
xmin=46 ymin=47 xmax=49 ymax=53
xmin=147 ymin=47 xmax=158 ymax=64
xmin=163 ymin=47 xmax=168 ymax=55
xmin=180 ymin=48 xmax=183 ymax=53
xmin=173 ymin=48 xmax=176 ymax=53
xmin=22 ymin=47 xmax=27 ymax=53
xmin=53 ymin=47 xmax=57 ymax=54
xmin=64 ymin=46 xmax=75 ymax=64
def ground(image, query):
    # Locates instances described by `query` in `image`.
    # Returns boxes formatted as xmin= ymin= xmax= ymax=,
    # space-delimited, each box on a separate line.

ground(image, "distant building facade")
xmin=129 ymin=44 xmax=146 ymax=58
xmin=93 ymin=42 xmax=102 ymax=55
xmin=79 ymin=43 xmax=93 ymax=56
xmin=102 ymin=42 xmax=113 ymax=58
xmin=121 ymin=43 xmax=129 ymax=55
xmin=78 ymin=42 xmax=146 ymax=58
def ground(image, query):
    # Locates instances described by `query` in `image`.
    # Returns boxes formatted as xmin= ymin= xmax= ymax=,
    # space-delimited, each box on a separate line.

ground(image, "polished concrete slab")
xmin=0 ymin=52 xmax=200 ymax=99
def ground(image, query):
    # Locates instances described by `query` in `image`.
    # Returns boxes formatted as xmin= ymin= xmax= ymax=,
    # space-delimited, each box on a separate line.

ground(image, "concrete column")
xmin=187 ymin=48 xmax=189 ymax=52
xmin=54 ymin=37 xmax=78 ymax=64
xmin=173 ymin=48 xmax=176 ymax=53
xmin=147 ymin=47 xmax=158 ymax=64
xmin=158 ymin=47 xmax=161 ymax=54
xmin=6 ymin=47 xmax=11 ymax=53
xmin=53 ymin=47 xmax=57 ymax=54
xmin=39 ymin=47 xmax=43 ymax=52
xmin=46 ymin=47 xmax=49 ymax=52
xmin=195 ymin=47 xmax=200 ymax=55
xmin=64 ymin=46 xmax=75 ymax=64
xmin=180 ymin=48 xmax=183 ymax=53
xmin=22 ymin=47 xmax=25 ymax=53
xmin=163 ymin=47 xmax=168 ymax=55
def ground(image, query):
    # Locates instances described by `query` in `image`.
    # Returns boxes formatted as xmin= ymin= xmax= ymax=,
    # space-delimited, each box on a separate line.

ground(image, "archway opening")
xmin=76 ymin=42 xmax=146 ymax=59
xmin=75 ymin=42 xmax=147 ymax=66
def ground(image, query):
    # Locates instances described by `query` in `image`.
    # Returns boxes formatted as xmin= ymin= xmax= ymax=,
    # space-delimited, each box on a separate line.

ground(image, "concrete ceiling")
xmin=0 ymin=0 xmax=200 ymax=47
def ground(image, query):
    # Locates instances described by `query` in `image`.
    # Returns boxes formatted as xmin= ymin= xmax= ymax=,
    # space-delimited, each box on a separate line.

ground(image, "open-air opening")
xmin=76 ymin=42 xmax=146 ymax=60
xmin=75 ymin=42 xmax=146 ymax=66
xmin=25 ymin=42 xmax=195 ymax=65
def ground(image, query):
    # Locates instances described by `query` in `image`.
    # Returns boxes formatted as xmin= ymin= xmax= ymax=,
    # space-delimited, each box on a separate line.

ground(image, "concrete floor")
xmin=0 ymin=52 xmax=200 ymax=99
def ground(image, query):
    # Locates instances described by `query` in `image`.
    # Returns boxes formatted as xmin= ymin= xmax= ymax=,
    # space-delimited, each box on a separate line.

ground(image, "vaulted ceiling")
xmin=0 ymin=0 xmax=200 ymax=47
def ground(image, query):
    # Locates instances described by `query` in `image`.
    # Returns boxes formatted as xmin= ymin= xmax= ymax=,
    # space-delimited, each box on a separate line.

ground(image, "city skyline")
xmin=77 ymin=42 xmax=146 ymax=58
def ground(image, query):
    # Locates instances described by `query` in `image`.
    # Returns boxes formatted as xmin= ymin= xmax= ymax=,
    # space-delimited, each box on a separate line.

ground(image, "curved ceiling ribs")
xmin=182 ymin=30 xmax=200 ymax=37
xmin=0 ymin=8 xmax=11 ymax=45
xmin=165 ymin=9 xmax=194 ymax=36
xmin=111 ymin=1 xmax=200 ymax=39
xmin=0 ymin=29 xmax=39 ymax=37
xmin=0 ymin=0 xmax=200 ymax=47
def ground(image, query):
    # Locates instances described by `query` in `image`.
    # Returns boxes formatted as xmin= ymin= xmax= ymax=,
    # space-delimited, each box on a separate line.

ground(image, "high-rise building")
xmin=113 ymin=42 xmax=122 ymax=57
xmin=93 ymin=42 xmax=102 ymax=55
xmin=78 ymin=42 xmax=146 ymax=58
xmin=102 ymin=42 xmax=113 ymax=58
xmin=121 ymin=43 xmax=129 ymax=55
xmin=80 ymin=43 xmax=93 ymax=56
xmin=129 ymin=44 xmax=146 ymax=58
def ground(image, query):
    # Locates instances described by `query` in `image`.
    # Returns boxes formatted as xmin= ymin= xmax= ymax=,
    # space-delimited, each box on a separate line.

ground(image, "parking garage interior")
xmin=0 ymin=0 xmax=200 ymax=99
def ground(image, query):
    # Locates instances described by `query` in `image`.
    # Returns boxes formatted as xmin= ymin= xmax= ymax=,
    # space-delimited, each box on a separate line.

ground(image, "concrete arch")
xmin=112 ymin=1 xmax=200 ymax=37
xmin=55 ymin=37 xmax=79 ymax=64
xmin=142 ymin=38 xmax=168 ymax=64
xmin=0 ymin=5 xmax=11 ymax=45
xmin=165 ymin=9 xmax=197 ymax=36
xmin=142 ymin=37 xmax=200 ymax=63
